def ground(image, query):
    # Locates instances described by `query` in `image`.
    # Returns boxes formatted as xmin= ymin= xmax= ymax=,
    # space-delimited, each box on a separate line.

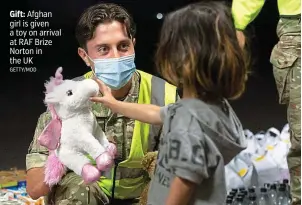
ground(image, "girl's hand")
xmin=90 ymin=78 xmax=117 ymax=110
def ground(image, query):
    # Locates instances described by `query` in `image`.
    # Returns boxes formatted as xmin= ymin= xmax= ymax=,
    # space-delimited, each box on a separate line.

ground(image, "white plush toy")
xmin=38 ymin=67 xmax=117 ymax=186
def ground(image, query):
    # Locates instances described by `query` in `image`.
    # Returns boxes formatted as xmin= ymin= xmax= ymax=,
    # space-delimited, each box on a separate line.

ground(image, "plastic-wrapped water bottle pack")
xmin=225 ymin=124 xmax=291 ymax=193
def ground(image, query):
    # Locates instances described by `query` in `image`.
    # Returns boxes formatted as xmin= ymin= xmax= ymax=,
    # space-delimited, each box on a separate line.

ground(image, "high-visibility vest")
xmin=83 ymin=69 xmax=177 ymax=199
xmin=232 ymin=0 xmax=301 ymax=30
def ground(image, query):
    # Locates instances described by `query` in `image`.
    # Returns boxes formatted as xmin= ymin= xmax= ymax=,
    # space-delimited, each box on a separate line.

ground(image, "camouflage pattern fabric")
xmin=26 ymin=72 xmax=153 ymax=205
xmin=270 ymin=16 xmax=301 ymax=204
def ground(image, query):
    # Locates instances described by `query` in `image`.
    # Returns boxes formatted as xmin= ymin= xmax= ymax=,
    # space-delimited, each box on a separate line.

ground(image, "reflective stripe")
xmin=165 ymin=82 xmax=177 ymax=105
xmin=149 ymin=75 xmax=166 ymax=150
xmin=117 ymin=70 xmax=152 ymax=168
xmin=101 ymin=167 xmax=145 ymax=180
xmin=99 ymin=175 xmax=147 ymax=199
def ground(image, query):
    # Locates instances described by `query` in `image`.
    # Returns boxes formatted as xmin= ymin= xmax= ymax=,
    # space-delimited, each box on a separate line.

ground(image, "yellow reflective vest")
xmin=83 ymin=69 xmax=177 ymax=199
xmin=232 ymin=0 xmax=301 ymax=30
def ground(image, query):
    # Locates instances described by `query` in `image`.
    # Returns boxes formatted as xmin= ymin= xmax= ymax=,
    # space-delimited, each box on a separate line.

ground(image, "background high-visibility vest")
xmin=84 ymin=69 xmax=177 ymax=199
xmin=232 ymin=0 xmax=301 ymax=30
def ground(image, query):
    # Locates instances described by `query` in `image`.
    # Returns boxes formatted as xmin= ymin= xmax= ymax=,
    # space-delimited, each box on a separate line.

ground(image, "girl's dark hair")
xmin=156 ymin=1 xmax=250 ymax=102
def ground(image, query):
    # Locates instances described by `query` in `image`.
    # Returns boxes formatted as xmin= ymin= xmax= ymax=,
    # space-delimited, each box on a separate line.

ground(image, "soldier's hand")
xmin=90 ymin=78 xmax=116 ymax=108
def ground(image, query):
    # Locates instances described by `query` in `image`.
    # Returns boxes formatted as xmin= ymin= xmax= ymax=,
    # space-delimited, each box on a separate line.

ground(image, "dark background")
xmin=2 ymin=0 xmax=287 ymax=170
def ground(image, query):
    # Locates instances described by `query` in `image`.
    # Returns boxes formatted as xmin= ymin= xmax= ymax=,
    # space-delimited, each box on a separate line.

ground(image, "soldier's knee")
xmin=51 ymin=173 xmax=109 ymax=205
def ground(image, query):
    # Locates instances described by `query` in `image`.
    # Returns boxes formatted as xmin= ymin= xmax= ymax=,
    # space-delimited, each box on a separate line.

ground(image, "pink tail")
xmin=44 ymin=151 xmax=66 ymax=187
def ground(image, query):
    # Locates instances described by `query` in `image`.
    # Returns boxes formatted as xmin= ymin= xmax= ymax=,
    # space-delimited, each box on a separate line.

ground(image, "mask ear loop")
xmin=83 ymin=49 xmax=97 ymax=77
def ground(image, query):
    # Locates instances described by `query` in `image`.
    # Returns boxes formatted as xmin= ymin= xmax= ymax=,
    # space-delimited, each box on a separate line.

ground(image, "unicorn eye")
xmin=66 ymin=90 xmax=73 ymax=96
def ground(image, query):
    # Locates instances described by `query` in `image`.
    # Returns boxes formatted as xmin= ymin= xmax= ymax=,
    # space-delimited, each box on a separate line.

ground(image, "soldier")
xmin=232 ymin=0 xmax=301 ymax=204
xmin=25 ymin=3 xmax=178 ymax=205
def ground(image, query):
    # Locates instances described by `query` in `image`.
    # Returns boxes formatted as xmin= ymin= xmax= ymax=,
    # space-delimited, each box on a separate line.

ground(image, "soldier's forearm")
xmin=26 ymin=167 xmax=50 ymax=200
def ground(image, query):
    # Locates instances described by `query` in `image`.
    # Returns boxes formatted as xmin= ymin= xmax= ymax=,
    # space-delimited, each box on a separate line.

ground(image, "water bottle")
xmin=277 ymin=186 xmax=290 ymax=205
xmin=235 ymin=196 xmax=245 ymax=205
xmin=226 ymin=195 xmax=234 ymax=204
xmin=268 ymin=184 xmax=277 ymax=205
xmin=282 ymin=179 xmax=291 ymax=201
xmin=225 ymin=198 xmax=233 ymax=205
xmin=229 ymin=190 xmax=237 ymax=199
xmin=258 ymin=187 xmax=270 ymax=205
xmin=248 ymin=187 xmax=256 ymax=198
xmin=247 ymin=195 xmax=258 ymax=205
xmin=240 ymin=190 xmax=249 ymax=204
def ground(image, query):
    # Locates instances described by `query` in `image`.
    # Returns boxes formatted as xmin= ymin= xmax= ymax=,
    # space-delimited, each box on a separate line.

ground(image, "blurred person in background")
xmin=232 ymin=0 xmax=301 ymax=204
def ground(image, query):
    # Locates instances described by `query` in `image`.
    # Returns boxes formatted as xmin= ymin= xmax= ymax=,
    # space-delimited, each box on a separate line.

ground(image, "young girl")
xmin=91 ymin=1 xmax=249 ymax=204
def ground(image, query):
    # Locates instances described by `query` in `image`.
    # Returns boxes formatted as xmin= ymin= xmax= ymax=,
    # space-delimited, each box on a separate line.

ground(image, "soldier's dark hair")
xmin=75 ymin=3 xmax=136 ymax=49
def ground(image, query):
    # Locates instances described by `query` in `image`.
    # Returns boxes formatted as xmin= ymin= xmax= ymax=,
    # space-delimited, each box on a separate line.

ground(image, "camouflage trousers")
xmin=270 ymin=16 xmax=301 ymax=204
xmin=45 ymin=172 xmax=139 ymax=205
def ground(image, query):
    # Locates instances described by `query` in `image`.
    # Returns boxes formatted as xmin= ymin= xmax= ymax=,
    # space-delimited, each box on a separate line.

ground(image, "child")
xmin=91 ymin=1 xmax=249 ymax=204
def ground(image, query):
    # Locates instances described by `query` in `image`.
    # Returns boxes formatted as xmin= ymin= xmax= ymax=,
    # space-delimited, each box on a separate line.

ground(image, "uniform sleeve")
xmin=232 ymin=0 xmax=266 ymax=30
xmin=26 ymin=112 xmax=51 ymax=171
xmin=166 ymin=108 xmax=218 ymax=184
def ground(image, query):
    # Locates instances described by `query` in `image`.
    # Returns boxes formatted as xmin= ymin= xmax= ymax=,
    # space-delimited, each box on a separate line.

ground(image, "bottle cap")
xmin=270 ymin=184 xmax=277 ymax=190
xmin=283 ymin=179 xmax=289 ymax=184
xmin=280 ymin=183 xmax=286 ymax=188
xmin=236 ymin=197 xmax=243 ymax=202
xmin=232 ymin=188 xmax=238 ymax=192
xmin=227 ymin=195 xmax=233 ymax=199
xmin=239 ymin=187 xmax=246 ymax=191
xmin=248 ymin=187 xmax=255 ymax=193
xmin=279 ymin=186 xmax=286 ymax=192
xmin=260 ymin=187 xmax=267 ymax=192
xmin=226 ymin=198 xmax=233 ymax=203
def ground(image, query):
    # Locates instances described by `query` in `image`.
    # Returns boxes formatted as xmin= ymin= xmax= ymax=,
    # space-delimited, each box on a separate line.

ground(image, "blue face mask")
xmin=89 ymin=54 xmax=136 ymax=90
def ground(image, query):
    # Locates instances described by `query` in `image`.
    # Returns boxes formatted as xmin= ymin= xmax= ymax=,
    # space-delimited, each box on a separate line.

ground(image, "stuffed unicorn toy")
xmin=38 ymin=67 xmax=117 ymax=187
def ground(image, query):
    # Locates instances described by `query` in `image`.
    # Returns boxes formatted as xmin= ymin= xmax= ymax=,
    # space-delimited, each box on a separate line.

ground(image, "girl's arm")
xmin=165 ymin=177 xmax=196 ymax=205
xmin=109 ymin=100 xmax=162 ymax=125
xmin=90 ymin=78 xmax=163 ymax=125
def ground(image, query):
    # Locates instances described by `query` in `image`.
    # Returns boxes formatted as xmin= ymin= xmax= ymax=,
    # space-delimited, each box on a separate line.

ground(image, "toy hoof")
xmin=107 ymin=143 xmax=117 ymax=158
xmin=96 ymin=152 xmax=114 ymax=171
xmin=81 ymin=164 xmax=101 ymax=184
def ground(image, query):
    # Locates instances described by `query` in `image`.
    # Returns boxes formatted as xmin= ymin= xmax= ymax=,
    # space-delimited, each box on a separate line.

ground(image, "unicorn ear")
xmin=45 ymin=93 xmax=60 ymax=104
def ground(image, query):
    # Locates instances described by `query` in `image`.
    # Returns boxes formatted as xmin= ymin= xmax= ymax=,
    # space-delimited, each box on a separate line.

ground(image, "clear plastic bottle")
xmin=282 ymin=179 xmax=291 ymax=203
xmin=247 ymin=195 xmax=258 ymax=205
xmin=277 ymin=186 xmax=290 ymax=205
xmin=240 ymin=190 xmax=249 ymax=204
xmin=258 ymin=187 xmax=270 ymax=205
xmin=225 ymin=198 xmax=233 ymax=205
xmin=248 ymin=187 xmax=256 ymax=198
xmin=268 ymin=184 xmax=277 ymax=205
xmin=235 ymin=197 xmax=245 ymax=205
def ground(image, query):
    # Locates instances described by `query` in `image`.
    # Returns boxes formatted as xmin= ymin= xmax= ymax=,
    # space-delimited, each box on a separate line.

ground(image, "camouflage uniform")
xmin=270 ymin=16 xmax=301 ymax=204
xmin=26 ymin=71 xmax=162 ymax=205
